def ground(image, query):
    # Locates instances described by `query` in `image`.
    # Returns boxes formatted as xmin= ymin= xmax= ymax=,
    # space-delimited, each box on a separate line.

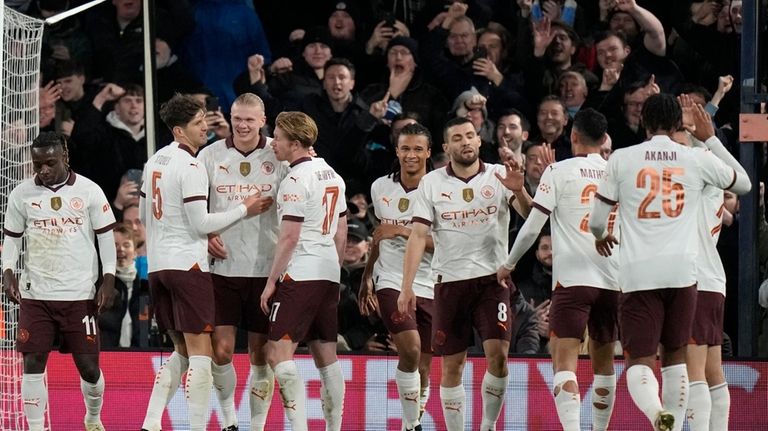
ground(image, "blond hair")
xmin=275 ymin=111 xmax=318 ymax=148
xmin=232 ymin=92 xmax=265 ymax=112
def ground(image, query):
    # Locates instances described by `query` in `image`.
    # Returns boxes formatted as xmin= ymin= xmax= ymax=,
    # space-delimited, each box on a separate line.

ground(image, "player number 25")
xmin=636 ymin=167 xmax=685 ymax=219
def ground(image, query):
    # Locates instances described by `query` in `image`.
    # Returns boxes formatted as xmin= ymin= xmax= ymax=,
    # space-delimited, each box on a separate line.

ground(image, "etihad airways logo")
xmin=440 ymin=205 xmax=498 ymax=220
xmin=215 ymin=184 xmax=272 ymax=194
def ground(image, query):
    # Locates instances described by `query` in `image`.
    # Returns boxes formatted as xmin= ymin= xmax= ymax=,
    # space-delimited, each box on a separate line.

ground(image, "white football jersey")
xmin=596 ymin=135 xmax=736 ymax=292
xmin=141 ymin=142 xmax=211 ymax=273
xmin=3 ymin=172 xmax=116 ymax=300
xmin=533 ymin=154 xmax=619 ymax=291
xmin=371 ymin=174 xmax=434 ymax=299
xmin=198 ymin=137 xmax=289 ymax=277
xmin=696 ymin=184 xmax=726 ymax=295
xmin=411 ymin=161 xmax=514 ymax=283
xmin=277 ymin=157 xmax=347 ymax=282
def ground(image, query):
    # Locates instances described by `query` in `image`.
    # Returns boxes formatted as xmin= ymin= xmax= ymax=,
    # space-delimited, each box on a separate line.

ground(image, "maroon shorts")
xmin=549 ymin=286 xmax=619 ymax=344
xmin=17 ymin=299 xmax=99 ymax=354
xmin=620 ymin=286 xmax=697 ymax=358
xmin=376 ymin=288 xmax=434 ymax=353
xmin=212 ymin=275 xmax=269 ymax=333
xmin=149 ymin=269 xmax=215 ymax=334
xmin=690 ymin=291 xmax=725 ymax=346
xmin=267 ymin=279 xmax=339 ymax=343
xmin=432 ymin=274 xmax=514 ymax=356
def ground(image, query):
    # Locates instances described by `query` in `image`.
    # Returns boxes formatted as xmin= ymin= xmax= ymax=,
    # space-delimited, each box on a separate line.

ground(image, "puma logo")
xmin=497 ymin=322 xmax=508 ymax=331
xmin=190 ymin=162 xmax=199 ymax=167
xmin=404 ymin=394 xmax=419 ymax=403
xmin=23 ymin=398 xmax=40 ymax=407
xmin=218 ymin=165 xmax=230 ymax=174
xmin=382 ymin=197 xmax=392 ymax=206
xmin=31 ymin=201 xmax=41 ymax=209
xmin=283 ymin=401 xmax=297 ymax=411
xmin=445 ymin=405 xmax=462 ymax=413
xmin=289 ymin=176 xmax=299 ymax=182
xmin=484 ymin=389 xmax=502 ymax=399
xmin=441 ymin=192 xmax=452 ymax=200
xmin=251 ymin=388 xmax=268 ymax=401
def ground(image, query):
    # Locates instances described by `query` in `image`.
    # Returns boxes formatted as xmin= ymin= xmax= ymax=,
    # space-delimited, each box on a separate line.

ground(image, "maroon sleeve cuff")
xmin=282 ymin=215 xmax=304 ymax=222
xmin=94 ymin=222 xmax=118 ymax=235
xmin=339 ymin=209 xmax=348 ymax=217
xmin=595 ymin=193 xmax=617 ymax=206
xmin=725 ymin=169 xmax=737 ymax=191
xmin=183 ymin=195 xmax=207 ymax=203
xmin=139 ymin=190 xmax=146 ymax=198
xmin=412 ymin=216 xmax=432 ymax=227
xmin=532 ymin=202 xmax=552 ymax=216
xmin=2 ymin=227 xmax=23 ymax=238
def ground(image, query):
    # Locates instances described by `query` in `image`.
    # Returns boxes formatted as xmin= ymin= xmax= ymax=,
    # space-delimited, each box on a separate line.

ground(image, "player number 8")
xmin=497 ymin=302 xmax=508 ymax=322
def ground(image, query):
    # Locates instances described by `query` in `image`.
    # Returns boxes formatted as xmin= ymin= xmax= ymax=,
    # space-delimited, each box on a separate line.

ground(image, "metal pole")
xmin=737 ymin=0 xmax=761 ymax=357
xmin=142 ymin=0 xmax=156 ymax=156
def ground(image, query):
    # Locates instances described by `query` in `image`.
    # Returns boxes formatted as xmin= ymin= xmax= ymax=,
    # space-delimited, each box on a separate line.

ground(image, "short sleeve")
xmin=89 ymin=184 xmax=117 ymax=234
xmin=370 ymin=181 xmax=382 ymax=219
xmin=532 ymin=165 xmax=557 ymax=215
xmin=181 ymin=161 xmax=209 ymax=203
xmin=697 ymin=149 xmax=737 ymax=190
xmin=596 ymin=154 xmax=620 ymax=205
xmin=279 ymin=176 xmax=308 ymax=221
xmin=2 ymin=186 xmax=26 ymax=237
xmin=411 ymin=177 xmax=434 ymax=225
xmin=337 ymin=180 xmax=348 ymax=216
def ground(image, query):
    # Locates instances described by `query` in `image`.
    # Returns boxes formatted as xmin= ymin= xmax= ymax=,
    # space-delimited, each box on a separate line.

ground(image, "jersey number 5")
xmin=321 ymin=186 xmax=340 ymax=235
xmin=637 ymin=167 xmax=685 ymax=219
xmin=151 ymin=171 xmax=163 ymax=220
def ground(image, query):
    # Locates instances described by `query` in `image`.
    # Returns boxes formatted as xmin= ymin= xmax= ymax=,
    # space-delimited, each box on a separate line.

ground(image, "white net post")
xmin=0 ymin=6 xmax=45 ymax=431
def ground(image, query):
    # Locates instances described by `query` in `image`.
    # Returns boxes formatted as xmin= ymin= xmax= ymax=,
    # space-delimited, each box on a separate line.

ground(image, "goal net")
xmin=0 ymin=5 xmax=46 ymax=430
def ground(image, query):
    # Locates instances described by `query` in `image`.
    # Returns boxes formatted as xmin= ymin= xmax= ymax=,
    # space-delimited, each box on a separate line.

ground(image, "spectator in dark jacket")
xmin=517 ymin=233 xmax=553 ymax=307
xmin=510 ymin=290 xmax=541 ymax=354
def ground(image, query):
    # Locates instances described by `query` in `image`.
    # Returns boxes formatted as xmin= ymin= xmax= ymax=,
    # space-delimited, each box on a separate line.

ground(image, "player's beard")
xmin=452 ymin=148 xmax=478 ymax=167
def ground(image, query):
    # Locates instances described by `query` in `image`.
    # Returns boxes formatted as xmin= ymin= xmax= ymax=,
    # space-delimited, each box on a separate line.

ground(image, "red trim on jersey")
xmin=177 ymin=143 xmax=196 ymax=156
xmin=446 ymin=160 xmax=485 ymax=183
xmin=225 ymin=134 xmax=266 ymax=157
xmin=289 ymin=157 xmax=312 ymax=168
xmin=725 ymin=169 xmax=737 ymax=191
xmin=94 ymin=222 xmax=118 ymax=235
xmin=595 ymin=193 xmax=617 ymax=205
xmin=282 ymin=215 xmax=304 ymax=222
xmin=183 ymin=195 xmax=207 ymax=203
xmin=412 ymin=217 xmax=432 ymax=226
xmin=532 ymin=202 xmax=552 ymax=216
xmin=2 ymin=228 xmax=23 ymax=238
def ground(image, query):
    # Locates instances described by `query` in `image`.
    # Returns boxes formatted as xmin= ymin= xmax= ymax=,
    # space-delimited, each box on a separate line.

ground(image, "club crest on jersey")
xmin=462 ymin=188 xmax=474 ymax=202
xmin=481 ymin=185 xmax=495 ymax=199
xmin=239 ymin=162 xmax=251 ymax=176
xmin=261 ymin=161 xmax=275 ymax=175
xmin=50 ymin=197 xmax=62 ymax=210
xmin=398 ymin=198 xmax=410 ymax=212
xmin=69 ymin=197 xmax=84 ymax=211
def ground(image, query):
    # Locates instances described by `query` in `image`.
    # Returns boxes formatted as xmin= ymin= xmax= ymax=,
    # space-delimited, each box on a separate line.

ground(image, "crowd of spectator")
xmin=13 ymin=0 xmax=768 ymax=356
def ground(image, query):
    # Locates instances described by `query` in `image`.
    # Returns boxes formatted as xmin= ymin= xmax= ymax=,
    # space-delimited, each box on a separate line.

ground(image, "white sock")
xmin=80 ymin=371 xmax=105 ymax=423
xmin=687 ymin=381 xmax=711 ymax=430
xmin=211 ymin=361 xmax=238 ymax=427
xmin=591 ymin=374 xmax=616 ymax=431
xmin=480 ymin=371 xmax=508 ymax=431
xmin=186 ymin=355 xmax=213 ymax=431
xmin=552 ymin=371 xmax=580 ymax=431
xmin=661 ymin=363 xmax=689 ymax=431
xmin=440 ymin=385 xmax=466 ymax=431
xmin=318 ymin=361 xmax=345 ymax=431
xmin=626 ymin=365 xmax=663 ymax=425
xmin=419 ymin=383 xmax=430 ymax=416
xmin=396 ymin=369 xmax=421 ymax=429
xmin=22 ymin=373 xmax=47 ymax=431
xmin=142 ymin=352 xmax=188 ymax=431
xmin=709 ymin=382 xmax=730 ymax=431
xmin=274 ymin=360 xmax=307 ymax=431
xmin=249 ymin=364 xmax=275 ymax=431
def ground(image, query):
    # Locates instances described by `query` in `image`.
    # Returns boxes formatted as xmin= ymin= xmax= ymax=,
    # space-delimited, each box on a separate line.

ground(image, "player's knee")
xmin=399 ymin=344 xmax=421 ymax=369
xmin=486 ymin=352 xmax=508 ymax=376
xmin=76 ymin=362 xmax=101 ymax=383
xmin=22 ymin=353 xmax=47 ymax=374
xmin=213 ymin=343 xmax=234 ymax=365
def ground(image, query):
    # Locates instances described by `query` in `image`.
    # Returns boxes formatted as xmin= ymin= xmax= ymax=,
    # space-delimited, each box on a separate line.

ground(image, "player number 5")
xmin=151 ymin=171 xmax=163 ymax=220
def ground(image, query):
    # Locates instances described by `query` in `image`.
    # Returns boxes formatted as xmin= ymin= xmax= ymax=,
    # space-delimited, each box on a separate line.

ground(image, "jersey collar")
xmin=177 ymin=143 xmax=196 ymax=156
xmin=290 ymin=156 xmax=312 ymax=168
xmin=446 ymin=160 xmax=485 ymax=183
xmin=225 ymin=134 xmax=266 ymax=157
xmin=34 ymin=169 xmax=76 ymax=192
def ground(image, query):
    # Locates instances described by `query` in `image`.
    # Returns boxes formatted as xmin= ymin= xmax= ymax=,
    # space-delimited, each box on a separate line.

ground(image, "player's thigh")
xmin=16 ymin=299 xmax=57 ymax=354
xmin=549 ymin=285 xmax=594 ymax=341
xmin=619 ymin=290 xmax=664 ymax=359
xmin=432 ymin=280 xmax=475 ymax=356
xmin=660 ymin=285 xmax=697 ymax=351
xmin=377 ymin=288 xmax=419 ymax=334
xmin=166 ymin=270 xmax=216 ymax=335
xmin=268 ymin=279 xmax=329 ymax=343
xmin=211 ymin=274 xmax=244 ymax=328
xmin=690 ymin=290 xmax=725 ymax=347
xmin=57 ymin=299 xmax=100 ymax=355
xmin=415 ymin=297 xmax=435 ymax=354
xmin=472 ymin=277 xmax=513 ymax=344
xmin=148 ymin=271 xmax=174 ymax=332
xmin=242 ymin=277 xmax=270 ymax=335
xmin=306 ymin=281 xmax=340 ymax=343
xmin=587 ymin=289 xmax=620 ymax=345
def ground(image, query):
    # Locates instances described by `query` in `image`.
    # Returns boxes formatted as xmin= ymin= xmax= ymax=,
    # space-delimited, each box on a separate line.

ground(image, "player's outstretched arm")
xmin=1 ymin=237 xmax=22 ymax=303
xmin=498 ymin=208 xmax=549 ymax=287
xmin=260 ymin=219 xmax=302 ymax=314
xmin=399 ymin=222 xmax=429 ymax=313
xmin=184 ymin=199 xmax=248 ymax=235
